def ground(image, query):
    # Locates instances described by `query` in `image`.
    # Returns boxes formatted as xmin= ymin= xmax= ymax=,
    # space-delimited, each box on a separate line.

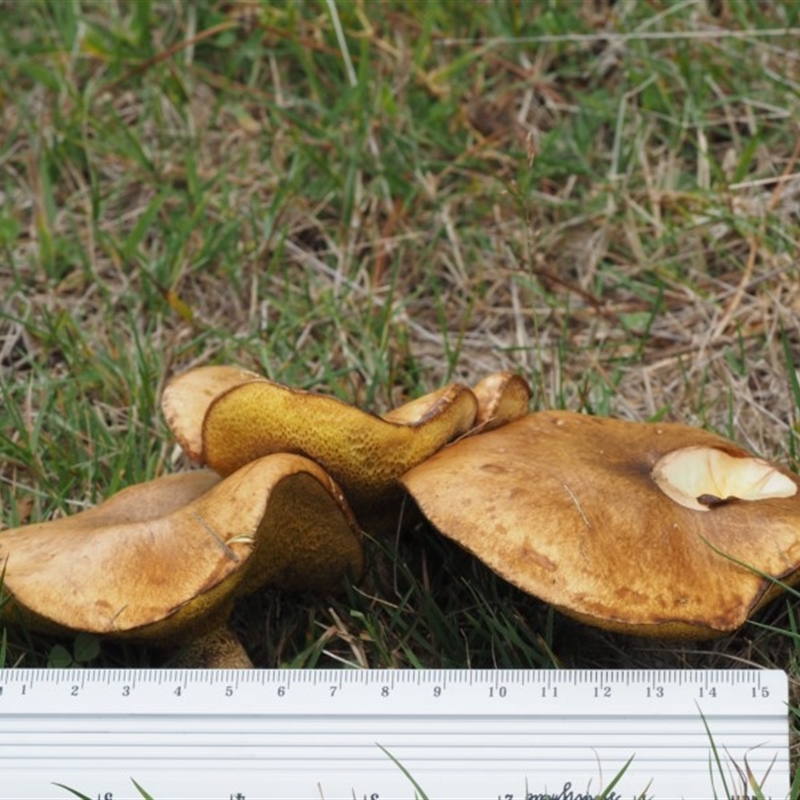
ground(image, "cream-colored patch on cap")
xmin=652 ymin=445 xmax=797 ymax=511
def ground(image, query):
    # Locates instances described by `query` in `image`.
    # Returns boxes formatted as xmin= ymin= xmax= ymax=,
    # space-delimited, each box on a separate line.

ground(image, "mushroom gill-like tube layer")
xmin=401 ymin=410 xmax=800 ymax=638
xmin=162 ymin=365 xmax=479 ymax=524
xmin=0 ymin=455 xmax=363 ymax=644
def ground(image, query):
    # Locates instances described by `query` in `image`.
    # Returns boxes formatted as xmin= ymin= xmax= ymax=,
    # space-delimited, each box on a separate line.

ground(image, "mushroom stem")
xmin=170 ymin=624 xmax=254 ymax=669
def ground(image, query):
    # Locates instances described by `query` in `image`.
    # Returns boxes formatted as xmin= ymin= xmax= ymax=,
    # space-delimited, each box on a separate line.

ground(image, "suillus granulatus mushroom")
xmin=0 ymin=454 xmax=363 ymax=666
xmin=470 ymin=371 xmax=532 ymax=432
xmin=161 ymin=365 xmax=486 ymax=533
xmin=401 ymin=410 xmax=800 ymax=637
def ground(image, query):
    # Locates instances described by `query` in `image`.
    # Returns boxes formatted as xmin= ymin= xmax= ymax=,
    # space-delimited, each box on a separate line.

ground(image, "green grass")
xmin=2 ymin=0 xmax=800 ymax=794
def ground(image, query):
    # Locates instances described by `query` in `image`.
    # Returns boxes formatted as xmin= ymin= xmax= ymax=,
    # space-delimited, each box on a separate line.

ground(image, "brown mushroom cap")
xmin=161 ymin=365 xmax=479 ymax=523
xmin=0 ymin=455 xmax=362 ymax=642
xmin=400 ymin=410 xmax=800 ymax=637
xmin=471 ymin=371 xmax=532 ymax=431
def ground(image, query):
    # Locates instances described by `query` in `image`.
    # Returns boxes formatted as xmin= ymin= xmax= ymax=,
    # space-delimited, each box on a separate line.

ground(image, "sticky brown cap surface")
xmin=401 ymin=411 xmax=800 ymax=637
xmin=0 ymin=456 xmax=362 ymax=640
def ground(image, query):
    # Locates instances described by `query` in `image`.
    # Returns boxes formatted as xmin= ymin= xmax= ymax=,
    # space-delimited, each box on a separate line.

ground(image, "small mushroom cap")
xmin=0 ymin=455 xmax=362 ymax=641
xmin=380 ymin=385 xmax=470 ymax=426
xmin=162 ymin=365 xmax=479 ymax=521
xmin=162 ymin=365 xmax=263 ymax=462
xmin=401 ymin=411 xmax=800 ymax=637
xmin=471 ymin=371 xmax=532 ymax=432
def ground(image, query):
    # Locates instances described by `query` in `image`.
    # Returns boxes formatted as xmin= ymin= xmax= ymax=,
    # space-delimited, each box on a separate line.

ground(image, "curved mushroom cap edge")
xmin=0 ymin=454 xmax=363 ymax=642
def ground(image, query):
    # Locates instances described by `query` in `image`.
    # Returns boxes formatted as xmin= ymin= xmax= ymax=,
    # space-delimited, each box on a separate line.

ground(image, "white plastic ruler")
xmin=0 ymin=668 xmax=789 ymax=800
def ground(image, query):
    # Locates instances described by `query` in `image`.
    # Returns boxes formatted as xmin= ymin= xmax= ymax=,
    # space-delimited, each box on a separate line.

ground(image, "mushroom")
xmin=161 ymin=365 xmax=479 ymax=531
xmin=400 ymin=410 xmax=800 ymax=637
xmin=471 ymin=371 xmax=533 ymax=432
xmin=0 ymin=454 xmax=363 ymax=666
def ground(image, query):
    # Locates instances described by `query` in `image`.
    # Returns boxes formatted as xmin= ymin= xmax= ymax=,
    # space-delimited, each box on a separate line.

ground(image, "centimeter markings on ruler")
xmin=0 ymin=668 xmax=790 ymax=800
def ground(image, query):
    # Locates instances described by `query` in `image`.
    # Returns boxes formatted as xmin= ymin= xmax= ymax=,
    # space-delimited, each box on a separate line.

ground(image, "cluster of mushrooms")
xmin=2 ymin=365 xmax=800 ymax=667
